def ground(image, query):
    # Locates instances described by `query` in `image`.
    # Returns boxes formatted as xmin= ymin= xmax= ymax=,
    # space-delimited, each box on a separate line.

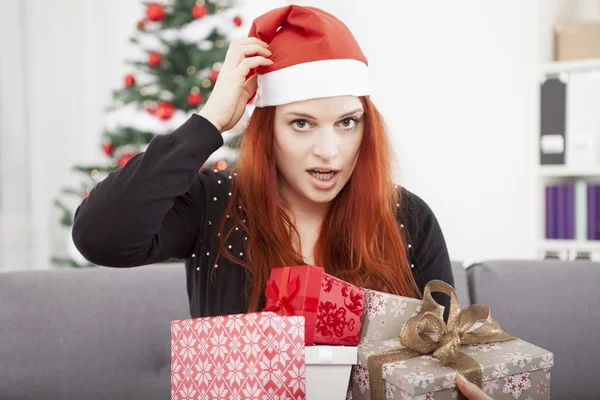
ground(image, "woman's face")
xmin=273 ymin=96 xmax=365 ymax=208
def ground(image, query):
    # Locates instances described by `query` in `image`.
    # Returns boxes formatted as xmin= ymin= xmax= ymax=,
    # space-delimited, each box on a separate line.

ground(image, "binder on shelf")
xmin=588 ymin=184 xmax=600 ymax=240
xmin=565 ymin=70 xmax=600 ymax=168
xmin=540 ymin=76 xmax=567 ymax=165
xmin=555 ymin=184 xmax=573 ymax=239
xmin=545 ymin=183 xmax=575 ymax=240
xmin=575 ymin=180 xmax=588 ymax=241
xmin=546 ymin=185 xmax=556 ymax=239
xmin=556 ymin=184 xmax=566 ymax=239
xmin=566 ymin=183 xmax=575 ymax=239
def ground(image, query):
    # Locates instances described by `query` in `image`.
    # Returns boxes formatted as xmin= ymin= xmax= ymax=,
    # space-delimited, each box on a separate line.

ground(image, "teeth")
xmin=309 ymin=171 xmax=335 ymax=181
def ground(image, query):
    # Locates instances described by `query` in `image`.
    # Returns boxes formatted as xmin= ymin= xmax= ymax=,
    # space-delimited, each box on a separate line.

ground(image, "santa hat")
xmin=247 ymin=5 xmax=370 ymax=107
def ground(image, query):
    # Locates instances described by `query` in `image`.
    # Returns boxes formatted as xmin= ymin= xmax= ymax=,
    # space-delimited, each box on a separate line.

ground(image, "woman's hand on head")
xmin=456 ymin=374 xmax=493 ymax=400
xmin=198 ymin=37 xmax=273 ymax=133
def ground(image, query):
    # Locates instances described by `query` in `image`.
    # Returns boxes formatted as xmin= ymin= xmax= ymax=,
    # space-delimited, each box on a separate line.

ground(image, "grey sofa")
xmin=0 ymin=260 xmax=597 ymax=399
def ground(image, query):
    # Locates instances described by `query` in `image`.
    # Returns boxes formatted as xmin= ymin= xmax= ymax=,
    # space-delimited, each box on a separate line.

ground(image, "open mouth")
xmin=307 ymin=169 xmax=339 ymax=181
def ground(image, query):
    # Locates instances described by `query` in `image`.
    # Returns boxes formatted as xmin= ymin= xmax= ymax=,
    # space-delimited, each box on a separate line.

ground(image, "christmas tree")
xmin=53 ymin=0 xmax=247 ymax=267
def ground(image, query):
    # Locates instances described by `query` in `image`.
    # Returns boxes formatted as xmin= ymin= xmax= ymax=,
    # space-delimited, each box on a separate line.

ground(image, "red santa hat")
xmin=247 ymin=5 xmax=370 ymax=107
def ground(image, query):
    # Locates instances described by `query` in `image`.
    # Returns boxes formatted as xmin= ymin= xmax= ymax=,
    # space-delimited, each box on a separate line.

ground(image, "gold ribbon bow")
xmin=367 ymin=280 xmax=515 ymax=400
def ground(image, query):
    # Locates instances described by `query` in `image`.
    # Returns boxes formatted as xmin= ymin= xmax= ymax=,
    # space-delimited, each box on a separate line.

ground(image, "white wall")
xmin=8 ymin=0 xmax=592 ymax=267
xmin=0 ymin=1 xmax=36 ymax=270
xmin=296 ymin=0 xmax=540 ymax=262
xmin=23 ymin=0 xmax=144 ymax=265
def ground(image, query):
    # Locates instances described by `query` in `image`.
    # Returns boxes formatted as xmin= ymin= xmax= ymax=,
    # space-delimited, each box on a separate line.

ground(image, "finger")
xmin=236 ymin=56 xmax=274 ymax=75
xmin=224 ymin=44 xmax=271 ymax=70
xmin=230 ymin=37 xmax=269 ymax=51
xmin=456 ymin=374 xmax=492 ymax=400
xmin=241 ymin=74 xmax=258 ymax=100
xmin=237 ymin=37 xmax=270 ymax=48
xmin=233 ymin=44 xmax=272 ymax=63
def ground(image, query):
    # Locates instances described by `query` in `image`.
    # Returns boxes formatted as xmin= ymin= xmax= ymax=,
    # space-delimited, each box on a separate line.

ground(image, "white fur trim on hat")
xmin=254 ymin=59 xmax=370 ymax=107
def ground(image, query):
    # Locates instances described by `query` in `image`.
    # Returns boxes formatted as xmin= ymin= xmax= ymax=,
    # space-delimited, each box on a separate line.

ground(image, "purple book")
xmin=596 ymin=185 xmax=600 ymax=240
xmin=588 ymin=184 xmax=597 ymax=240
xmin=566 ymin=183 xmax=575 ymax=239
xmin=546 ymin=185 xmax=556 ymax=239
xmin=556 ymin=184 xmax=567 ymax=239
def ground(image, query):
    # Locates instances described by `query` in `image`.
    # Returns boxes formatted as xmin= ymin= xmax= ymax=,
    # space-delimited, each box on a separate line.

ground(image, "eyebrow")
xmin=285 ymin=108 xmax=364 ymax=119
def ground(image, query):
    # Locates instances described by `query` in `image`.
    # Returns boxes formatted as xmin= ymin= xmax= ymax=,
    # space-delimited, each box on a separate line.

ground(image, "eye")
xmin=291 ymin=119 xmax=311 ymax=131
xmin=338 ymin=117 xmax=358 ymax=130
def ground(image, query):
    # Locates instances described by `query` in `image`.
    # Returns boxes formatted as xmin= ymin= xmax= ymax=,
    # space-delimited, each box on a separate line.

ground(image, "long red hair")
xmin=216 ymin=96 xmax=420 ymax=312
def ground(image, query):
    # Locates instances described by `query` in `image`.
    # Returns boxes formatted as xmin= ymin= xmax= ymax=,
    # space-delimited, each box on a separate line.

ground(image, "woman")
xmin=73 ymin=5 xmax=474 ymax=395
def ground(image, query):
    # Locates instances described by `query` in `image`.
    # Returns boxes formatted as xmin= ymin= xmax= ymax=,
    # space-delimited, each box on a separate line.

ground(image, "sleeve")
xmin=403 ymin=190 xmax=455 ymax=321
xmin=71 ymin=114 xmax=223 ymax=268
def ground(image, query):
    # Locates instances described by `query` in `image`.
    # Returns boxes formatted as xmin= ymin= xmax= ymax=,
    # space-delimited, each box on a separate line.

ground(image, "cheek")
xmin=273 ymin=127 xmax=303 ymax=170
xmin=345 ymin=129 xmax=364 ymax=167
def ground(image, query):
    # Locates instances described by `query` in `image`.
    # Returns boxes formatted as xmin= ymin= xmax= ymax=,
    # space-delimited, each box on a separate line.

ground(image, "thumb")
xmin=456 ymin=374 xmax=491 ymax=400
xmin=241 ymin=74 xmax=258 ymax=102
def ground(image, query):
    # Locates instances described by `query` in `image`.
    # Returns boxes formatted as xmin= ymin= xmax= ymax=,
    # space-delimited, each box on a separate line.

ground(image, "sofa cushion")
xmin=468 ymin=259 xmax=600 ymax=400
xmin=0 ymin=263 xmax=189 ymax=400
xmin=450 ymin=261 xmax=471 ymax=307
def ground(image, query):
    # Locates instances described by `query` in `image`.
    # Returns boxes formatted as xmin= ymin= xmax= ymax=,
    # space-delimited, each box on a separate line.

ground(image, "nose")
xmin=312 ymin=126 xmax=339 ymax=160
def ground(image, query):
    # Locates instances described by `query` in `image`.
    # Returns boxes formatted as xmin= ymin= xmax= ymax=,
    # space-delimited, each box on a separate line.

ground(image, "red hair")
xmin=216 ymin=96 xmax=420 ymax=312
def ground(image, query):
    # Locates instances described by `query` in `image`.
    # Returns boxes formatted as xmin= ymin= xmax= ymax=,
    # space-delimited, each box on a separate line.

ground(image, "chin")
xmin=300 ymin=181 xmax=345 ymax=204
xmin=304 ymin=190 xmax=338 ymax=204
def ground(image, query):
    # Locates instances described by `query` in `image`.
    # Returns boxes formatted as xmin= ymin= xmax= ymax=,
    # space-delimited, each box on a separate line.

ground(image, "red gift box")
xmin=264 ymin=265 xmax=366 ymax=345
xmin=171 ymin=312 xmax=306 ymax=399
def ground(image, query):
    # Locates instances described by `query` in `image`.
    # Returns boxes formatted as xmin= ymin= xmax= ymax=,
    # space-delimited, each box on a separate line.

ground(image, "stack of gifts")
xmin=171 ymin=265 xmax=366 ymax=399
xmin=171 ymin=266 xmax=554 ymax=400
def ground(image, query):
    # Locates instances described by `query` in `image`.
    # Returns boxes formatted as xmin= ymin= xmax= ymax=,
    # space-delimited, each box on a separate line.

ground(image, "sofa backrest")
xmin=450 ymin=260 xmax=471 ymax=307
xmin=468 ymin=260 xmax=600 ymax=400
xmin=0 ymin=263 xmax=189 ymax=400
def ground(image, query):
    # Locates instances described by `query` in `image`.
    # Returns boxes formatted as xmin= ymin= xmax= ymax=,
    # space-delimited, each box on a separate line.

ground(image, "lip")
xmin=307 ymin=170 xmax=339 ymax=190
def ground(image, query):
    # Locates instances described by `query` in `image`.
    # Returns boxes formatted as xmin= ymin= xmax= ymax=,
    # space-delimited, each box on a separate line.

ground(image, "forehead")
xmin=276 ymin=96 xmax=363 ymax=118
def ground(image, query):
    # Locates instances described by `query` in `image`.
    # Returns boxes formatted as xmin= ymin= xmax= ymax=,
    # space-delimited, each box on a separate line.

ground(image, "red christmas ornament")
xmin=137 ymin=19 xmax=146 ymax=30
xmin=124 ymin=74 xmax=135 ymax=87
xmin=210 ymin=69 xmax=220 ymax=82
xmin=213 ymin=160 xmax=228 ymax=170
xmin=187 ymin=92 xmax=203 ymax=106
xmin=233 ymin=16 xmax=243 ymax=27
xmin=118 ymin=153 xmax=134 ymax=168
xmin=192 ymin=5 xmax=208 ymax=19
xmin=154 ymin=102 xmax=176 ymax=120
xmin=102 ymin=143 xmax=114 ymax=156
xmin=146 ymin=3 xmax=165 ymax=22
xmin=148 ymin=52 xmax=162 ymax=67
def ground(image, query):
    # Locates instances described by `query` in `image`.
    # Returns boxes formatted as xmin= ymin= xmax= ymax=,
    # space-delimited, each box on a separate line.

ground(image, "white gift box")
xmin=305 ymin=345 xmax=357 ymax=399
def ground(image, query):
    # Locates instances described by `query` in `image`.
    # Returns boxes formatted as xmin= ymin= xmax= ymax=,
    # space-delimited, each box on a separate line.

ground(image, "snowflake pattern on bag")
xmin=171 ymin=312 xmax=306 ymax=400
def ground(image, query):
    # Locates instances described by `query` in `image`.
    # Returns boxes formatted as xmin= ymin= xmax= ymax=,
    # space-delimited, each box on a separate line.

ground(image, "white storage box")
xmin=305 ymin=345 xmax=357 ymax=399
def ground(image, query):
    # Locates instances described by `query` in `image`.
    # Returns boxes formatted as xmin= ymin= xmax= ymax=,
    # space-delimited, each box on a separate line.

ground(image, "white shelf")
xmin=538 ymin=240 xmax=600 ymax=251
xmin=541 ymin=58 xmax=600 ymax=75
xmin=537 ymin=166 xmax=600 ymax=178
xmin=537 ymin=241 xmax=600 ymax=261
